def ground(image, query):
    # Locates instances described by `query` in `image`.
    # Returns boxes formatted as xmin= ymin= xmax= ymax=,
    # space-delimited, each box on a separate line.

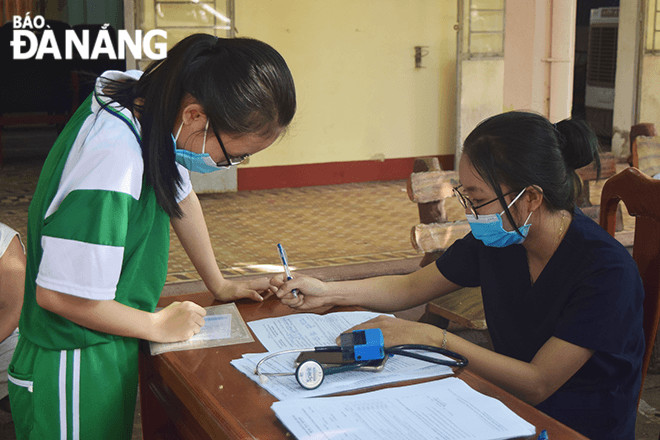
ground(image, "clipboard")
xmin=149 ymin=302 xmax=254 ymax=355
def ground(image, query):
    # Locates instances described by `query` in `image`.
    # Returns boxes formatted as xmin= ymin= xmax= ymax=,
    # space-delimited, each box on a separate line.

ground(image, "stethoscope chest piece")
xmin=295 ymin=359 xmax=325 ymax=390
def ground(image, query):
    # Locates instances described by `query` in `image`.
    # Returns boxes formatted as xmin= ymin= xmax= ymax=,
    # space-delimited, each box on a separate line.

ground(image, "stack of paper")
xmin=271 ymin=377 xmax=536 ymax=440
xmin=230 ymin=311 xmax=454 ymax=400
xmin=231 ymin=349 xmax=453 ymax=400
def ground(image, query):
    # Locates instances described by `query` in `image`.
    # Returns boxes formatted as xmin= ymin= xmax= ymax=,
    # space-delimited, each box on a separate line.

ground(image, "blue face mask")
xmin=465 ymin=188 xmax=533 ymax=248
xmin=173 ymin=120 xmax=229 ymax=174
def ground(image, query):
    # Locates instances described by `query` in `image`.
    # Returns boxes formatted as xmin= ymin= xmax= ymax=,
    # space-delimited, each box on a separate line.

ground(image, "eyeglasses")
xmin=216 ymin=132 xmax=250 ymax=167
xmin=452 ymin=184 xmax=515 ymax=219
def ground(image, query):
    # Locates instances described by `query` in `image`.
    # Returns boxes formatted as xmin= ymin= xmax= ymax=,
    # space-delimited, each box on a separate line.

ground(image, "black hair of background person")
xmin=462 ymin=112 xmax=600 ymax=236
xmin=100 ymin=34 xmax=297 ymax=217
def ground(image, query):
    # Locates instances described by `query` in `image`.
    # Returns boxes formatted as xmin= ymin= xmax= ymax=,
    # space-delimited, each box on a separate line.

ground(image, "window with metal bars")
xmin=587 ymin=25 xmax=618 ymax=87
xmin=466 ymin=0 xmax=505 ymax=58
xmin=649 ymin=0 xmax=660 ymax=54
xmin=134 ymin=0 xmax=234 ymax=69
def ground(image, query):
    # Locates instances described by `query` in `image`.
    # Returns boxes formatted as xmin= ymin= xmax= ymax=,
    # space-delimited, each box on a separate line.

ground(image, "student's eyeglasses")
xmin=217 ymin=133 xmax=250 ymax=167
xmin=452 ymin=184 xmax=515 ymax=219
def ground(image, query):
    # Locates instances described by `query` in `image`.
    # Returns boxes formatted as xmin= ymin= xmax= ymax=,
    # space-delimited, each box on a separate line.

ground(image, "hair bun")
xmin=554 ymin=119 xmax=599 ymax=170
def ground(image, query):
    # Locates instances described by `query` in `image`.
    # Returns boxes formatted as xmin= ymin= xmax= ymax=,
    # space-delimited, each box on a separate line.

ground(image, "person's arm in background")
xmin=0 ymin=235 xmax=25 ymax=341
xmin=172 ymin=191 xmax=270 ymax=302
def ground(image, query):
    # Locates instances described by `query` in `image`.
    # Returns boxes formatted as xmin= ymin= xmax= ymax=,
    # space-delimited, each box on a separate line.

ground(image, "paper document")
xmin=247 ymin=311 xmax=390 ymax=351
xmin=271 ymin=377 xmax=536 ymax=440
xmin=231 ymin=350 xmax=453 ymax=400
xmin=235 ymin=311 xmax=455 ymax=400
xmin=149 ymin=303 xmax=253 ymax=355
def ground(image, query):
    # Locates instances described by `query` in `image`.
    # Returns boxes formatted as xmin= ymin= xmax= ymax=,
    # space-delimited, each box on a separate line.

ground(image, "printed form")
xmin=271 ymin=377 xmax=536 ymax=440
xmin=247 ymin=311 xmax=391 ymax=351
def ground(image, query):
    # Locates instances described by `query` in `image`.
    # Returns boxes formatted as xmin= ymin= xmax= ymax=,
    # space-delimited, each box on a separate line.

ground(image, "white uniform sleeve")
xmin=176 ymin=163 xmax=193 ymax=203
xmin=0 ymin=223 xmax=22 ymax=257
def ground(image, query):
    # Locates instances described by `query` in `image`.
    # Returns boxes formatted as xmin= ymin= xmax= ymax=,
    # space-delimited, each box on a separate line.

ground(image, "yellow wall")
xmin=640 ymin=0 xmax=660 ymax=126
xmin=640 ymin=56 xmax=660 ymax=125
xmin=234 ymin=1 xmax=457 ymax=168
xmin=136 ymin=0 xmax=457 ymax=168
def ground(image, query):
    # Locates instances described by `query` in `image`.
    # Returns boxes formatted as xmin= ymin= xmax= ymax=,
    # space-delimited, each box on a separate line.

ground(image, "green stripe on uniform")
xmin=42 ymin=190 xmax=136 ymax=247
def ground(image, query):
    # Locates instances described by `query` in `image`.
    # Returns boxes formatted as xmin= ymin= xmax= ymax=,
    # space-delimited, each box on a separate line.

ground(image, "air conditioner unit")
xmin=585 ymin=7 xmax=618 ymax=143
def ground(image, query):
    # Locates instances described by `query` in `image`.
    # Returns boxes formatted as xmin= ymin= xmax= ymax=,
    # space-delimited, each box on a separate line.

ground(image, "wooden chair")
xmin=575 ymin=152 xmax=618 ymax=220
xmin=600 ymin=167 xmax=660 ymax=403
xmin=629 ymin=123 xmax=656 ymax=167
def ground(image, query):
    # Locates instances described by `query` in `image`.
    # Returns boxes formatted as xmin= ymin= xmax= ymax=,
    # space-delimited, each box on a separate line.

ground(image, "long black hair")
xmin=462 ymin=111 xmax=599 ymax=233
xmin=99 ymin=34 xmax=296 ymax=217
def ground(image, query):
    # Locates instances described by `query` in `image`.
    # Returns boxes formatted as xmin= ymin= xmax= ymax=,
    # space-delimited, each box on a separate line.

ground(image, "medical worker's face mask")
xmin=173 ymin=120 xmax=229 ymax=174
xmin=465 ymin=188 xmax=533 ymax=247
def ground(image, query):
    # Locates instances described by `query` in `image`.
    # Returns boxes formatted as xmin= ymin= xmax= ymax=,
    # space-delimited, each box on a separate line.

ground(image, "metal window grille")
xmin=650 ymin=0 xmax=660 ymax=54
xmin=153 ymin=0 xmax=235 ymax=38
xmin=587 ymin=24 xmax=618 ymax=87
xmin=467 ymin=0 xmax=505 ymax=58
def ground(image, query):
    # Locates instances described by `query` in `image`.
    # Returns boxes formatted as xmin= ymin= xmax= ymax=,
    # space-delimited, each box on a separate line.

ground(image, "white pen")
xmin=277 ymin=243 xmax=298 ymax=298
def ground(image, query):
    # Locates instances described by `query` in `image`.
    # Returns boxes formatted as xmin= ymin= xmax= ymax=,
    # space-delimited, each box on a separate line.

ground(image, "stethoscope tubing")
xmin=385 ymin=344 xmax=468 ymax=368
xmin=254 ymin=343 xmax=468 ymax=379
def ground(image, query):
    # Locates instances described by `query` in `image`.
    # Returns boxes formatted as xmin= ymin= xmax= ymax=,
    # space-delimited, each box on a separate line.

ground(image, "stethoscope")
xmin=254 ymin=342 xmax=468 ymax=390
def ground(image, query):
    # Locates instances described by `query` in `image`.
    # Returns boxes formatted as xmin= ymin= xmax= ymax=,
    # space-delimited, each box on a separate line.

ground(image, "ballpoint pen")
xmin=277 ymin=243 xmax=298 ymax=298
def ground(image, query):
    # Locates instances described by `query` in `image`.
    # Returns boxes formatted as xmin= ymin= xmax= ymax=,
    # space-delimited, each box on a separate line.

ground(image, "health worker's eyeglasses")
xmin=216 ymin=133 xmax=250 ymax=167
xmin=452 ymin=184 xmax=515 ymax=219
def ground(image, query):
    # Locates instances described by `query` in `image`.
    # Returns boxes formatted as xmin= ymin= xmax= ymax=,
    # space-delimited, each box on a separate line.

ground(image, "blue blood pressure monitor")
xmin=339 ymin=328 xmax=385 ymax=362
xmin=295 ymin=328 xmax=385 ymax=389
xmin=255 ymin=328 xmax=468 ymax=390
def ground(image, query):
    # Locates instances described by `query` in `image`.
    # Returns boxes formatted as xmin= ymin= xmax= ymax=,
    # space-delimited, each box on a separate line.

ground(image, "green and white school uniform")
xmin=8 ymin=70 xmax=192 ymax=439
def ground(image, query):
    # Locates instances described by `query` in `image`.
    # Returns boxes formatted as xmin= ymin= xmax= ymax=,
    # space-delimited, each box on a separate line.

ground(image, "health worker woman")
xmin=272 ymin=112 xmax=644 ymax=439
xmin=9 ymin=33 xmax=296 ymax=439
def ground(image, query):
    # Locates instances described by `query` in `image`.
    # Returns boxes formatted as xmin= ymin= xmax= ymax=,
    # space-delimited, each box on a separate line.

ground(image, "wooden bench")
xmin=632 ymin=134 xmax=660 ymax=179
xmin=407 ymin=157 xmax=485 ymax=330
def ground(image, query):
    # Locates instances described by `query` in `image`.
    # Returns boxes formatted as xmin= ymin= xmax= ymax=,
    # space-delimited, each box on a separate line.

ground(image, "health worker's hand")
xmin=270 ymin=273 xmax=330 ymax=310
xmin=343 ymin=315 xmax=440 ymax=347
xmin=152 ymin=301 xmax=206 ymax=343
xmin=212 ymin=278 xmax=270 ymax=303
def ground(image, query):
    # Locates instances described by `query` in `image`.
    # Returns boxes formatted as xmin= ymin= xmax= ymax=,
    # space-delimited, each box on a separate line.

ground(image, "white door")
xmin=455 ymin=0 xmax=505 ymax=166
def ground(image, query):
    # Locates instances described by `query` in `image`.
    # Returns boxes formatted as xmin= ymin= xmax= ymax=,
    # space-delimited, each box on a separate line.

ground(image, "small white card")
xmin=189 ymin=314 xmax=232 ymax=341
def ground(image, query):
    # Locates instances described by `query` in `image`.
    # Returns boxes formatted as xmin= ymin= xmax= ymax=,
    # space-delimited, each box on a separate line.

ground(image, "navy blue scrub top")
xmin=435 ymin=209 xmax=644 ymax=439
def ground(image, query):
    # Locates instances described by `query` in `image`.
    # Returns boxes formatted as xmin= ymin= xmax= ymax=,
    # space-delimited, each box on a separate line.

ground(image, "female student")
xmin=272 ymin=112 xmax=644 ymax=439
xmin=9 ymin=34 xmax=296 ymax=439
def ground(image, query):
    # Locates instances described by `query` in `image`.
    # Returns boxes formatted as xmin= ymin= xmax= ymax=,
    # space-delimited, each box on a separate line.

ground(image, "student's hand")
xmin=152 ymin=301 xmax=207 ymax=343
xmin=212 ymin=278 xmax=270 ymax=303
xmin=344 ymin=315 xmax=440 ymax=347
xmin=270 ymin=274 xmax=330 ymax=309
